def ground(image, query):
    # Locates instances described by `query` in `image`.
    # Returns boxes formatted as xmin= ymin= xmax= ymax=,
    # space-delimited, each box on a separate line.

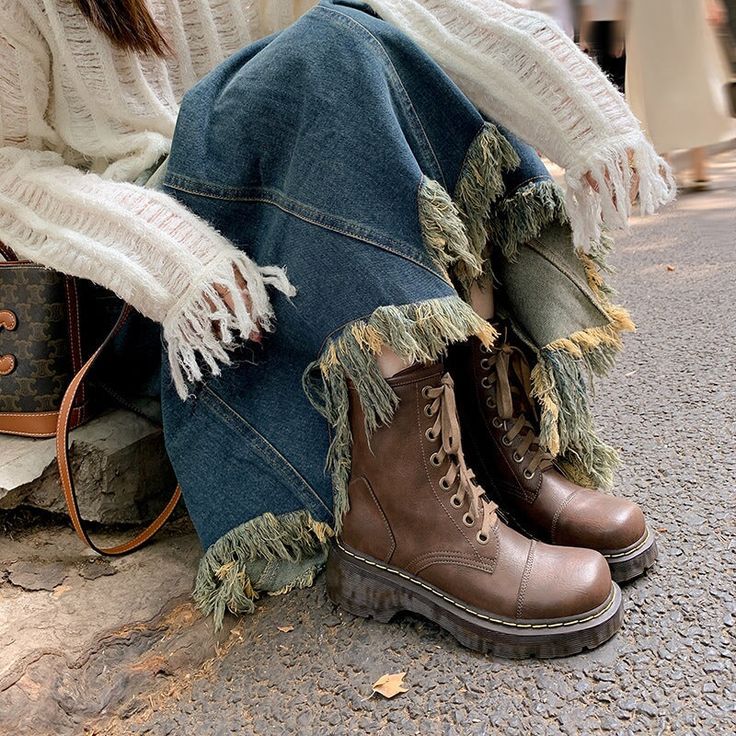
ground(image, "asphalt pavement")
xmin=109 ymin=149 xmax=736 ymax=735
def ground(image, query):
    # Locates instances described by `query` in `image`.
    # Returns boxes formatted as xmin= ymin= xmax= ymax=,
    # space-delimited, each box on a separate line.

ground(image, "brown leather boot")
xmin=446 ymin=333 xmax=658 ymax=583
xmin=326 ymin=362 xmax=622 ymax=658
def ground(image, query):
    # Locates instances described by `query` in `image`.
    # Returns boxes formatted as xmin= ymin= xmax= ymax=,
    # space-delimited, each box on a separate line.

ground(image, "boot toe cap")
xmin=557 ymin=492 xmax=648 ymax=553
xmin=604 ymin=500 xmax=647 ymax=551
xmin=520 ymin=543 xmax=613 ymax=621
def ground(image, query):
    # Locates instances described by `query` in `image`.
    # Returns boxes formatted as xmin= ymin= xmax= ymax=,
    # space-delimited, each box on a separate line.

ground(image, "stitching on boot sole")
xmin=336 ymin=542 xmax=617 ymax=630
xmin=602 ymin=527 xmax=652 ymax=560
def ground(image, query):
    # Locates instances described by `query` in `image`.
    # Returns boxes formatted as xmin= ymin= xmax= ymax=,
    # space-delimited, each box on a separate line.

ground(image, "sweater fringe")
xmin=565 ymin=136 xmax=677 ymax=252
xmin=163 ymin=254 xmax=295 ymax=399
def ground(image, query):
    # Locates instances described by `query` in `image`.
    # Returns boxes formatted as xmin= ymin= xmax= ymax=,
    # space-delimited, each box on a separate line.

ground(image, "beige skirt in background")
xmin=626 ymin=0 xmax=735 ymax=153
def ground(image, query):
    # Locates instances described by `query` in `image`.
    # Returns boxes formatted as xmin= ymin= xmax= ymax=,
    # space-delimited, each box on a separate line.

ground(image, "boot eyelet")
xmin=424 ymin=404 xmax=434 ymax=417
xmin=501 ymin=436 xmax=512 ymax=447
xmin=479 ymin=344 xmax=490 ymax=354
xmin=450 ymin=495 xmax=462 ymax=508
xmin=425 ymin=428 xmax=437 ymax=442
xmin=422 ymin=386 xmax=432 ymax=399
xmin=524 ymin=469 xmax=535 ymax=480
xmin=480 ymin=358 xmax=490 ymax=370
xmin=463 ymin=513 xmax=475 ymax=527
xmin=492 ymin=417 xmax=503 ymax=429
xmin=485 ymin=398 xmax=496 ymax=409
xmin=439 ymin=477 xmax=451 ymax=491
xmin=513 ymin=452 xmax=524 ymax=463
xmin=476 ymin=531 xmax=490 ymax=545
xmin=481 ymin=377 xmax=491 ymax=389
xmin=430 ymin=452 xmax=442 ymax=466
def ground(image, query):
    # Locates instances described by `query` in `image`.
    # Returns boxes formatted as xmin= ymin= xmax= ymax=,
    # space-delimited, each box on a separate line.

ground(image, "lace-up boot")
xmin=447 ymin=334 xmax=657 ymax=583
xmin=326 ymin=362 xmax=623 ymax=658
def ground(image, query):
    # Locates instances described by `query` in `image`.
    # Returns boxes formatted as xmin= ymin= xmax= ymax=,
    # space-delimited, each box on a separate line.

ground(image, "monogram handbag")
xmin=0 ymin=241 xmax=181 ymax=554
xmin=0 ymin=243 xmax=91 ymax=437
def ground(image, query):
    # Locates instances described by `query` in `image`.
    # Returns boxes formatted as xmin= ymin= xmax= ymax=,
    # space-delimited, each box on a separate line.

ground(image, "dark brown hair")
xmin=71 ymin=0 xmax=170 ymax=56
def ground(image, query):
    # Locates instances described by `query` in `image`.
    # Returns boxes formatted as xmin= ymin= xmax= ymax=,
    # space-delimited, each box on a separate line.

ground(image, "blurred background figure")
xmin=507 ymin=0 xmax=575 ymax=37
xmin=626 ymin=0 xmax=736 ymax=190
xmin=579 ymin=0 xmax=626 ymax=91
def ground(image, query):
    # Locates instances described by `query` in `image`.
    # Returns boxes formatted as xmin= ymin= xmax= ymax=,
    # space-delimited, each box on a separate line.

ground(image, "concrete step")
xmin=0 ymin=409 xmax=176 ymax=524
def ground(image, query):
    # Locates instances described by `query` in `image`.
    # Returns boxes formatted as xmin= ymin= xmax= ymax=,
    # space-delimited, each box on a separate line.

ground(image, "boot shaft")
xmin=345 ymin=362 xmax=494 ymax=566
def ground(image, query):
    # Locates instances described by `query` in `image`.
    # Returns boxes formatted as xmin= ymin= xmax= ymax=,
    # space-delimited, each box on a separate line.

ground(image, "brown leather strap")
xmin=0 ymin=243 xmax=18 ymax=261
xmin=0 ymin=411 xmax=61 ymax=437
xmin=56 ymin=304 xmax=181 ymax=555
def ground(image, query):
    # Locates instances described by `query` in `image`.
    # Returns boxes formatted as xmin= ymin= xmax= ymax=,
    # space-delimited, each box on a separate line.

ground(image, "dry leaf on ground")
xmin=277 ymin=625 xmax=295 ymax=633
xmin=372 ymin=672 xmax=409 ymax=699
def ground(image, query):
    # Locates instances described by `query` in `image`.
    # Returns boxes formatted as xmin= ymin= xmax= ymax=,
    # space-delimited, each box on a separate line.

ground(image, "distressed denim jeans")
xmin=159 ymin=0 xmax=631 ymax=626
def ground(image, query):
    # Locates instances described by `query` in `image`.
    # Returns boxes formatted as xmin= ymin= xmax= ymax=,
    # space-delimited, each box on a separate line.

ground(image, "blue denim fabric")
xmin=497 ymin=127 xmax=553 ymax=200
xmin=160 ymin=0 xmax=558 ymax=552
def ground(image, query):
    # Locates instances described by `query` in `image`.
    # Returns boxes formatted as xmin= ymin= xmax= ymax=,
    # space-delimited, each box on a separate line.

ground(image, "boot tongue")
xmin=495 ymin=346 xmax=516 ymax=420
xmin=386 ymin=361 xmax=444 ymax=386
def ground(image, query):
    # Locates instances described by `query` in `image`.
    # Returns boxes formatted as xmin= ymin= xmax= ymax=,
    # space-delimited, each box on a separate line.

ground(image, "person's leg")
xmin=376 ymin=346 xmax=412 ymax=378
xmin=331 ymin=352 xmax=621 ymax=658
xmin=160 ymin=6 xmax=503 ymax=631
xmin=448 ymin=304 xmax=657 ymax=584
xmin=161 ymin=1 xmax=622 ymax=653
xmin=691 ymin=146 xmax=710 ymax=187
xmin=469 ymin=280 xmax=495 ymax=320
xmin=444 ymin=127 xmax=658 ymax=582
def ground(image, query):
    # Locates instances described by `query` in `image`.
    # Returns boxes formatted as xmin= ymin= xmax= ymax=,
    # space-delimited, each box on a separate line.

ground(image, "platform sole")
xmin=604 ymin=526 xmax=659 ymax=583
xmin=326 ymin=542 xmax=623 ymax=659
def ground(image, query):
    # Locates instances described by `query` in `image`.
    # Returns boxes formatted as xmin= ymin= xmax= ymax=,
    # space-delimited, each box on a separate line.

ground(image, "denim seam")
xmin=454 ymin=121 xmax=490 ymax=196
xmin=524 ymin=239 xmax=611 ymax=322
xmin=201 ymin=384 xmax=333 ymax=519
xmin=313 ymin=4 xmax=446 ymax=186
xmin=165 ymin=178 xmax=402 ymax=244
xmin=415 ymin=175 xmax=423 ymax=238
xmin=163 ymin=181 xmax=448 ymax=282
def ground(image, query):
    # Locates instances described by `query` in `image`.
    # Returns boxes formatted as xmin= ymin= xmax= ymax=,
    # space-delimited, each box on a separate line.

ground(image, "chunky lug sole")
xmin=327 ymin=541 xmax=623 ymax=659
xmin=603 ymin=525 xmax=658 ymax=583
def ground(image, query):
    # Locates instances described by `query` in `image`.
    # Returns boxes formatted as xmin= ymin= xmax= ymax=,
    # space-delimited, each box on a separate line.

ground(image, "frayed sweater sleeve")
xmin=0 ymin=15 xmax=294 ymax=399
xmin=368 ymin=0 xmax=677 ymax=248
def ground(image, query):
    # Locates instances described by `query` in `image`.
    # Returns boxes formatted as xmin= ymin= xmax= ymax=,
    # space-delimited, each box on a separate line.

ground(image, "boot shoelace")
xmin=423 ymin=374 xmax=497 ymax=545
xmin=478 ymin=341 xmax=554 ymax=479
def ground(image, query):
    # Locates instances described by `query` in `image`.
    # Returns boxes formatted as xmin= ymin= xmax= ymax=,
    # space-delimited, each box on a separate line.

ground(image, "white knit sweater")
xmin=0 ymin=0 xmax=675 ymax=397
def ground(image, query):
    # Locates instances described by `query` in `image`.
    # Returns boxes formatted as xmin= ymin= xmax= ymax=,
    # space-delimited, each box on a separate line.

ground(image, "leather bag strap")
xmin=0 ymin=243 xmax=18 ymax=261
xmin=56 ymin=304 xmax=181 ymax=555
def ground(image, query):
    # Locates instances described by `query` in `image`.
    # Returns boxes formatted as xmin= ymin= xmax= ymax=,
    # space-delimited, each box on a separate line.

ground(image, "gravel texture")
xmin=110 ymin=151 xmax=735 ymax=736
